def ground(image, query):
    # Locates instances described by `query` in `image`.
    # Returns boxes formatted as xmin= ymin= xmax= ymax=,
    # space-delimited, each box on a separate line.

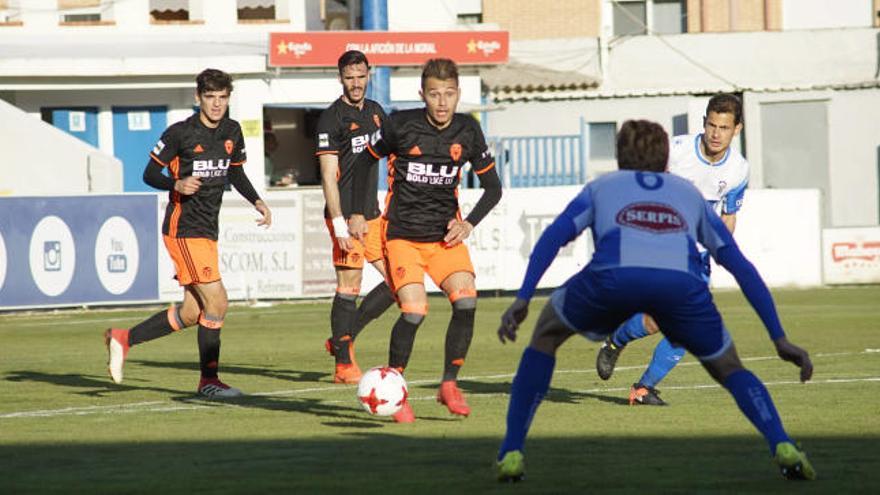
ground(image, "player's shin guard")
xmin=611 ymin=313 xmax=649 ymax=347
xmin=442 ymin=297 xmax=476 ymax=382
xmin=129 ymin=305 xmax=184 ymax=346
xmin=723 ymin=369 xmax=792 ymax=454
xmin=638 ymin=337 xmax=686 ymax=387
xmin=329 ymin=291 xmax=358 ymax=364
xmin=197 ymin=314 xmax=223 ymax=379
xmin=498 ymin=347 xmax=555 ymax=460
xmin=350 ymin=283 xmax=395 ymax=340
xmin=388 ymin=312 xmax=424 ymax=371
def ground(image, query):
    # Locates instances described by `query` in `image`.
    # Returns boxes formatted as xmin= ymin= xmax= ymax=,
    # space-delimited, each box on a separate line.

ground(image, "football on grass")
xmin=357 ymin=366 xmax=408 ymax=416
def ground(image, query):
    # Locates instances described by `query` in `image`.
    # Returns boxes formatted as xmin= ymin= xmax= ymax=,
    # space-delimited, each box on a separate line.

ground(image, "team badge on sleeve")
xmin=319 ymin=133 xmax=330 ymax=148
xmin=450 ymin=143 xmax=462 ymax=162
xmin=152 ymin=140 xmax=165 ymax=155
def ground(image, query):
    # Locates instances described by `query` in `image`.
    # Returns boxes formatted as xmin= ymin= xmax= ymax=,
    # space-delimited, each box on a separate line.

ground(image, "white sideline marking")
xmin=1 ymin=350 xmax=877 ymax=420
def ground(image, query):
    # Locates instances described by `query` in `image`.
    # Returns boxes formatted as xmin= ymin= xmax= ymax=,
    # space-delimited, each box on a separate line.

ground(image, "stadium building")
xmin=1 ymin=0 xmax=879 ymax=310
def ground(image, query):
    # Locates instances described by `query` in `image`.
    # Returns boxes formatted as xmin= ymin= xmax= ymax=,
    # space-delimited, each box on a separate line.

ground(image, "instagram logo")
xmin=43 ymin=241 xmax=62 ymax=272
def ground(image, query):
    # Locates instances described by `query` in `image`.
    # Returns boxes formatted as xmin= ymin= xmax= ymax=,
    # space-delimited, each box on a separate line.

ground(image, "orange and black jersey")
xmin=361 ymin=109 xmax=501 ymax=243
xmin=147 ymin=114 xmax=254 ymax=240
xmin=315 ymin=97 xmax=386 ymax=220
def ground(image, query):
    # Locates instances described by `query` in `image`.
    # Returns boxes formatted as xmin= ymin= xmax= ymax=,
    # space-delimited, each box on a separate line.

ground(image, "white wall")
xmin=744 ymin=88 xmax=880 ymax=228
xmin=827 ymin=88 xmax=880 ymax=227
xmin=783 ymin=0 xmax=873 ymax=30
xmin=388 ymin=0 xmax=458 ymax=30
xmin=0 ymin=98 xmax=122 ymax=195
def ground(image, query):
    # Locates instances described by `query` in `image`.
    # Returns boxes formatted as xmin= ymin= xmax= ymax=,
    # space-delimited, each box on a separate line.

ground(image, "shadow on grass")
xmin=134 ymin=360 xmax=330 ymax=383
xmin=4 ymin=370 xmax=184 ymax=397
xmin=0 ymin=434 xmax=874 ymax=495
xmin=455 ymin=379 xmax=631 ymax=406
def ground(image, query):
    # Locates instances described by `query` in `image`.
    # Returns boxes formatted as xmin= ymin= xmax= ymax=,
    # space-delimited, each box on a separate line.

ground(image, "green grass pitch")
xmin=1 ymin=286 xmax=878 ymax=494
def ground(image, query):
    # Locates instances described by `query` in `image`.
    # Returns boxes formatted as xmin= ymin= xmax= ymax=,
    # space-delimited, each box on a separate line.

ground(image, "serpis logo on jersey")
xmin=616 ymin=202 xmax=688 ymax=233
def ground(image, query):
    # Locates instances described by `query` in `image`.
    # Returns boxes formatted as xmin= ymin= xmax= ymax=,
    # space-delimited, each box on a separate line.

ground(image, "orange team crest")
xmin=373 ymin=114 xmax=381 ymax=127
xmin=224 ymin=139 xmax=234 ymax=155
xmin=449 ymin=143 xmax=462 ymax=162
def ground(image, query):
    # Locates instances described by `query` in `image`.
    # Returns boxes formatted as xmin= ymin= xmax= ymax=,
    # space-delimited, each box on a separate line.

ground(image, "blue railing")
xmin=489 ymin=134 xmax=585 ymax=188
xmin=461 ymin=118 xmax=587 ymax=189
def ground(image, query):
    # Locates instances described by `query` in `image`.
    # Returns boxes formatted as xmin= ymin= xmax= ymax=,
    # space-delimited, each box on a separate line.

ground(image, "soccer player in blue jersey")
xmin=495 ymin=120 xmax=815 ymax=482
xmin=596 ymin=94 xmax=750 ymax=405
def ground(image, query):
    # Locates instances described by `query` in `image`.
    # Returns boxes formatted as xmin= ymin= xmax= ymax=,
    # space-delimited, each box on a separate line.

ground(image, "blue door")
xmin=44 ymin=107 xmax=99 ymax=147
xmin=112 ymin=106 xmax=167 ymax=192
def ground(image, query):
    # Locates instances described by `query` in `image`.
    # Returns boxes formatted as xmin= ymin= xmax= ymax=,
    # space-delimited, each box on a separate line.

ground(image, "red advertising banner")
xmin=269 ymin=31 xmax=508 ymax=67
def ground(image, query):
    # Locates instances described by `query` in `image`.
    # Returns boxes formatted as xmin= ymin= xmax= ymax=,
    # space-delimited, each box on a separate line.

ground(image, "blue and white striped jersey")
xmin=563 ymin=170 xmax=734 ymax=280
xmin=669 ymin=133 xmax=749 ymax=215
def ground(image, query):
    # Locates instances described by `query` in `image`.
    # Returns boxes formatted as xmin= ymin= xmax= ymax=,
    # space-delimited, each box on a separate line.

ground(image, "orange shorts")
xmin=326 ymin=216 xmax=383 ymax=269
xmin=163 ymin=236 xmax=220 ymax=286
xmin=384 ymin=237 xmax=475 ymax=292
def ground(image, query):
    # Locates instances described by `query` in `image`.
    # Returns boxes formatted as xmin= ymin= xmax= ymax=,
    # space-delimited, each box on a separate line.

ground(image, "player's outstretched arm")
xmin=714 ymin=244 xmax=812 ymax=382
xmin=498 ymin=298 xmax=529 ymax=344
xmin=228 ymin=165 xmax=270 ymax=227
xmin=773 ymin=337 xmax=813 ymax=382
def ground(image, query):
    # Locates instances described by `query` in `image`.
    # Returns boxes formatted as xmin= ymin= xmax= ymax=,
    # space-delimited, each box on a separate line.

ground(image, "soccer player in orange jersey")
xmin=352 ymin=58 xmax=503 ymax=422
xmin=105 ymin=69 xmax=271 ymax=397
xmin=315 ymin=51 xmax=396 ymax=384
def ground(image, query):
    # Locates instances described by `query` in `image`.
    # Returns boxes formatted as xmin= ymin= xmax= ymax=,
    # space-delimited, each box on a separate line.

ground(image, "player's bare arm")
xmin=320 ymin=153 xmax=355 ymax=251
xmin=254 ymin=199 xmax=272 ymax=228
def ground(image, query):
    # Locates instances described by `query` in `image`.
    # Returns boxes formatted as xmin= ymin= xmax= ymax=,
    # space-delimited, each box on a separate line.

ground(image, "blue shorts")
xmin=550 ymin=267 xmax=731 ymax=360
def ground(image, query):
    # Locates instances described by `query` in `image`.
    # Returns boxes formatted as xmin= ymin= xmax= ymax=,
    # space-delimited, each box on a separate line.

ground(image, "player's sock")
xmin=329 ymin=292 xmax=358 ymax=364
xmin=498 ymin=347 xmax=555 ymax=460
xmin=197 ymin=314 xmax=223 ymax=379
xmin=637 ymin=337 xmax=686 ymax=387
xmin=610 ymin=313 xmax=649 ymax=347
xmin=723 ymin=369 xmax=792 ymax=454
xmin=350 ymin=283 xmax=395 ymax=340
xmin=129 ymin=305 xmax=185 ymax=345
xmin=442 ymin=297 xmax=476 ymax=382
xmin=388 ymin=312 xmax=424 ymax=370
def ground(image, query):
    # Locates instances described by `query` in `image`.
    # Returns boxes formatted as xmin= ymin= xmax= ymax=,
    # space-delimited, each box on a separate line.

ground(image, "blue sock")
xmin=723 ymin=369 xmax=791 ymax=454
xmin=638 ymin=337 xmax=685 ymax=388
xmin=498 ymin=347 xmax=555 ymax=460
xmin=610 ymin=314 xmax=650 ymax=347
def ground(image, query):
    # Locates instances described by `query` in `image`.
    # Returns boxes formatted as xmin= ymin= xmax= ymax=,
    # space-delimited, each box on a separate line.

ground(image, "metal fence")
xmin=465 ymin=119 xmax=588 ymax=189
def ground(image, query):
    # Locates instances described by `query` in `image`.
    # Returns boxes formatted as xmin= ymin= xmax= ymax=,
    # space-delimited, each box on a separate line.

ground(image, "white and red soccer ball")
xmin=357 ymin=366 xmax=408 ymax=416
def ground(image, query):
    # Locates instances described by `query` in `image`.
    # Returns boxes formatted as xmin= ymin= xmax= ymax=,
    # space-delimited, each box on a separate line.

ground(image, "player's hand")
xmin=348 ymin=214 xmax=367 ymax=242
xmin=337 ymin=236 xmax=355 ymax=253
xmin=774 ymin=337 xmax=813 ymax=382
xmin=174 ymin=176 xmax=201 ymax=195
xmin=254 ymin=200 xmax=272 ymax=228
xmin=444 ymin=219 xmax=474 ymax=247
xmin=498 ymin=298 xmax=529 ymax=344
